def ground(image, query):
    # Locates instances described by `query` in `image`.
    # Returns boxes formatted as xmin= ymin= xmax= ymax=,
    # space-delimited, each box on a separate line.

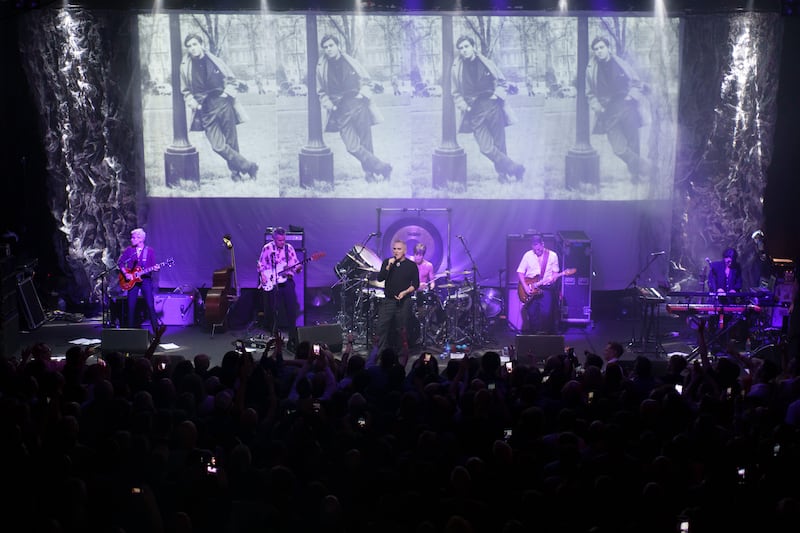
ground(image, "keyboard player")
xmin=706 ymin=247 xmax=745 ymax=346
xmin=707 ymin=247 xmax=743 ymax=296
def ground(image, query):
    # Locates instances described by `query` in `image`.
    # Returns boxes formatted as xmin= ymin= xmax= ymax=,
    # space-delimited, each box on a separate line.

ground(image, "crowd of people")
xmin=3 ymin=316 xmax=800 ymax=533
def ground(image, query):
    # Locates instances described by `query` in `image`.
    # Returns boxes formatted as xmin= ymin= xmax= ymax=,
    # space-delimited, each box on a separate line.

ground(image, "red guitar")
xmin=119 ymin=258 xmax=175 ymax=290
xmin=517 ymin=268 xmax=576 ymax=306
xmin=259 ymin=252 xmax=325 ymax=291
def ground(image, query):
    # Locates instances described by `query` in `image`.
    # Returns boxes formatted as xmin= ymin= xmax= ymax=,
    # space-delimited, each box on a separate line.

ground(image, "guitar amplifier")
xmin=154 ymin=294 xmax=194 ymax=326
xmin=557 ymin=231 xmax=592 ymax=325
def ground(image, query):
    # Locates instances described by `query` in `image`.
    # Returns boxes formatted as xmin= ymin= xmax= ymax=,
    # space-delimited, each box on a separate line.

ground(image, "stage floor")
xmin=14 ymin=299 xmax=701 ymax=370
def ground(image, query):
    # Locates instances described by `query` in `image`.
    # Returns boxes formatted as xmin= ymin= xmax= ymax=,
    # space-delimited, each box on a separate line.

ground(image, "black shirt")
xmin=378 ymin=257 xmax=419 ymax=300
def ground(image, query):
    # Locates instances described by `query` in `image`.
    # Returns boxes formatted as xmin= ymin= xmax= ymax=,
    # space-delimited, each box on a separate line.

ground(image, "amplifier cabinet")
xmin=154 ymin=294 xmax=195 ymax=326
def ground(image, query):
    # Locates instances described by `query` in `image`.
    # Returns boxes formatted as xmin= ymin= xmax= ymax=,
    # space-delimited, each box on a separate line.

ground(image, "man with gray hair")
xmin=118 ymin=228 xmax=161 ymax=332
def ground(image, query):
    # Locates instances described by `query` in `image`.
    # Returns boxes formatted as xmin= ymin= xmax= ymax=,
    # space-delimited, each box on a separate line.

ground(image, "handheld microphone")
xmin=650 ymin=251 xmax=666 ymax=256
xmin=368 ymin=232 xmax=380 ymax=237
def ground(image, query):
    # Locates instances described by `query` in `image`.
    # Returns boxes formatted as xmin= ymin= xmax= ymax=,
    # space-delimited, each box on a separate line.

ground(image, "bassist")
xmin=516 ymin=233 xmax=560 ymax=334
xmin=257 ymin=227 xmax=300 ymax=347
xmin=117 ymin=228 xmax=161 ymax=333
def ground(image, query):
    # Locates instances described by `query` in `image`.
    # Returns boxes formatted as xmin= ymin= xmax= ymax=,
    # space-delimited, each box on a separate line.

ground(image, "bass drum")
xmin=752 ymin=343 xmax=782 ymax=370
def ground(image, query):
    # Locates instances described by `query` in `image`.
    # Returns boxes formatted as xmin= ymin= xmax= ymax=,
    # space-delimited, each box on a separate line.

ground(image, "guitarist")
xmin=257 ymin=227 xmax=300 ymax=347
xmin=516 ymin=234 xmax=560 ymax=334
xmin=117 ymin=228 xmax=161 ymax=332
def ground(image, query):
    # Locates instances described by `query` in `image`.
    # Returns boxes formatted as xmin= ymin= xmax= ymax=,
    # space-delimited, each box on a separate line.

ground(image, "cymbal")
xmin=358 ymin=265 xmax=379 ymax=272
xmin=437 ymin=282 xmax=459 ymax=289
xmin=368 ymin=279 xmax=385 ymax=288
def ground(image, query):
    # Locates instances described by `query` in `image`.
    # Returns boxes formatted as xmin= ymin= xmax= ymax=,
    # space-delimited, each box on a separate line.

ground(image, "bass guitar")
xmin=119 ymin=258 xmax=175 ymax=291
xmin=517 ymin=268 xmax=576 ymax=305
xmin=259 ymin=252 xmax=325 ymax=291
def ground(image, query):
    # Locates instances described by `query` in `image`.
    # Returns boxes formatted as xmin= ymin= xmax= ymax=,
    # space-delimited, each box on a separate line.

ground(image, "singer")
xmin=375 ymin=239 xmax=419 ymax=356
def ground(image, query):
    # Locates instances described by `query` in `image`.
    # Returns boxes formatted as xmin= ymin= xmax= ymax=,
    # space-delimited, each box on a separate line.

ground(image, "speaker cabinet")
xmin=515 ymin=334 xmax=565 ymax=366
xmin=154 ymin=294 xmax=195 ymax=326
xmin=17 ymin=277 xmax=46 ymax=330
xmin=557 ymin=231 xmax=592 ymax=325
xmin=297 ymin=323 xmax=343 ymax=352
xmin=101 ymin=328 xmax=151 ymax=356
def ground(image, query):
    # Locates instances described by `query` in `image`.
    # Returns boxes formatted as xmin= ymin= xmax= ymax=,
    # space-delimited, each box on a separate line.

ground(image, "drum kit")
xmin=333 ymin=245 xmax=503 ymax=347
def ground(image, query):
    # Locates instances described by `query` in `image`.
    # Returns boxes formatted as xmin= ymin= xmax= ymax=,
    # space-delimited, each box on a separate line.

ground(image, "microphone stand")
xmin=625 ymin=253 xmax=664 ymax=355
xmin=93 ymin=265 xmax=118 ymax=329
xmin=457 ymin=236 xmax=482 ymax=344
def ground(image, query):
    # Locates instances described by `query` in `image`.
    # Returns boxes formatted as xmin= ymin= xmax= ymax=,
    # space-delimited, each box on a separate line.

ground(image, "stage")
xmin=14 ymin=294 xmax=706 ymax=373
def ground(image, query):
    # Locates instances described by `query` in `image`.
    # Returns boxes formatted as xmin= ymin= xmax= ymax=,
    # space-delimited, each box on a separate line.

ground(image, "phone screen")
xmin=313 ymin=344 xmax=320 ymax=355
xmin=505 ymin=361 xmax=513 ymax=372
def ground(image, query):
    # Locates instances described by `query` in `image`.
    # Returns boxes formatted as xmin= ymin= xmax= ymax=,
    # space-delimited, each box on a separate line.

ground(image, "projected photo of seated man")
xmin=586 ymin=36 xmax=653 ymax=184
xmin=180 ymin=33 xmax=258 ymax=182
xmin=452 ymin=35 xmax=525 ymax=184
xmin=316 ymin=34 xmax=392 ymax=183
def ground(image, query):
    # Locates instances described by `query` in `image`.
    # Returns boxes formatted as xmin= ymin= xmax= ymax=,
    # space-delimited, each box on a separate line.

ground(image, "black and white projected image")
xmin=139 ymin=13 xmax=279 ymax=197
xmin=138 ymin=12 xmax=679 ymax=201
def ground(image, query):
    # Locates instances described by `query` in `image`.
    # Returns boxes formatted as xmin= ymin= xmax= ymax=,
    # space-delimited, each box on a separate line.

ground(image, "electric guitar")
xmin=259 ymin=252 xmax=325 ymax=291
xmin=119 ymin=257 xmax=175 ymax=291
xmin=517 ymin=268 xmax=577 ymax=305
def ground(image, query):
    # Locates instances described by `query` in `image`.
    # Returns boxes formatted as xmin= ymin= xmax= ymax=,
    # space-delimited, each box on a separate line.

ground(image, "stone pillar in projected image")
xmin=164 ymin=13 xmax=199 ymax=187
xmin=565 ymin=16 xmax=599 ymax=190
xmin=299 ymin=14 xmax=333 ymax=188
xmin=432 ymin=15 xmax=466 ymax=190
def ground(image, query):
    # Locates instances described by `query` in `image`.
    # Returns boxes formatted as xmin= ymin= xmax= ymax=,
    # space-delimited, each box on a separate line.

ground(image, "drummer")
xmin=412 ymin=243 xmax=436 ymax=291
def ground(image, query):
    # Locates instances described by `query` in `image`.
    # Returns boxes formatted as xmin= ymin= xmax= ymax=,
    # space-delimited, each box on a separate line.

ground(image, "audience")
xmin=2 ymin=320 xmax=798 ymax=533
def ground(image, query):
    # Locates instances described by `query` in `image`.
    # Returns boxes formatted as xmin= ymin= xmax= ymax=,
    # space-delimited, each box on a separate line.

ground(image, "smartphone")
xmin=313 ymin=343 xmax=321 ymax=356
xmin=158 ymin=361 xmax=167 ymax=371
xmin=313 ymin=401 xmax=321 ymax=412
xmin=131 ymin=487 xmax=142 ymax=495
xmin=423 ymin=352 xmax=432 ymax=362
xmin=503 ymin=428 xmax=513 ymax=441
xmin=488 ymin=382 xmax=496 ymax=391
xmin=206 ymin=456 xmax=218 ymax=475
xmin=726 ymin=387 xmax=733 ymax=399
xmin=675 ymin=384 xmax=683 ymax=394
xmin=736 ymin=466 xmax=746 ymax=484
xmin=679 ymin=519 xmax=690 ymax=533
xmin=773 ymin=443 xmax=781 ymax=457
xmin=505 ymin=361 xmax=513 ymax=373
xmin=588 ymin=391 xmax=595 ymax=403
xmin=357 ymin=416 xmax=366 ymax=428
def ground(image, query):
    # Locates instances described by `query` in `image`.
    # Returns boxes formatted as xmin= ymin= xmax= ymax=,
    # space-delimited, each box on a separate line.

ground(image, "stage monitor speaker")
xmin=101 ymin=328 xmax=151 ymax=357
xmin=515 ymin=334 xmax=565 ymax=366
xmin=297 ymin=323 xmax=343 ymax=352
xmin=17 ymin=277 xmax=46 ymax=330
xmin=154 ymin=294 xmax=194 ymax=326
